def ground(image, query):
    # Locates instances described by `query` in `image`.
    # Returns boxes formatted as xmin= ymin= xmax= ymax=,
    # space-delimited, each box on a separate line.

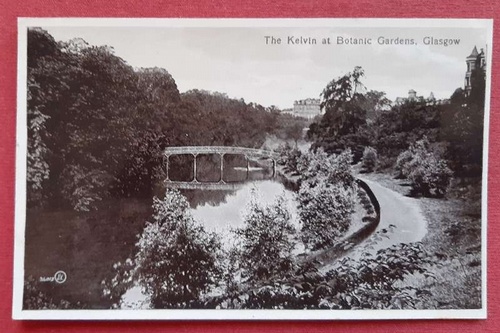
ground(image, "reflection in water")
xmin=191 ymin=180 xmax=300 ymax=251
xmin=179 ymin=163 xmax=273 ymax=208
xmin=168 ymin=154 xmax=274 ymax=184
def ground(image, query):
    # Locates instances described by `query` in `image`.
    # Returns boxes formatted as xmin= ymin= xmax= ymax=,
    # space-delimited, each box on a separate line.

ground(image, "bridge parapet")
xmin=164 ymin=146 xmax=278 ymax=158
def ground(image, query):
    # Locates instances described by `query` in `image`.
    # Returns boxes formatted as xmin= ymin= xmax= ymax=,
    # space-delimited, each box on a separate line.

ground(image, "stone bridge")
xmin=163 ymin=146 xmax=279 ymax=190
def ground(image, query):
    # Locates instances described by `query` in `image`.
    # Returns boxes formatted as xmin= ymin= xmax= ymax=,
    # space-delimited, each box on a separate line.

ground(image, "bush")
xmin=296 ymin=152 xmax=311 ymax=175
xmin=396 ymin=138 xmax=453 ymax=197
xmin=298 ymin=177 xmax=356 ymax=250
xmin=407 ymin=156 xmax=453 ymax=198
xmin=298 ymin=149 xmax=356 ymax=250
xmin=276 ymin=142 xmax=292 ymax=165
xmin=234 ymin=195 xmax=297 ymax=283
xmin=361 ymin=146 xmax=378 ymax=173
xmin=215 ymin=242 xmax=436 ymax=310
xmin=276 ymin=143 xmax=303 ymax=174
xmin=395 ymin=149 xmax=413 ymax=179
xmin=134 ymin=189 xmax=222 ymax=308
xmin=301 ymin=148 xmax=354 ymax=188
xmin=285 ymin=148 xmax=303 ymax=175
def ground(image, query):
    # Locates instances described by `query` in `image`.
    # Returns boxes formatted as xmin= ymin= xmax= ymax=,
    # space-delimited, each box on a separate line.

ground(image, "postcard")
xmin=13 ymin=18 xmax=492 ymax=320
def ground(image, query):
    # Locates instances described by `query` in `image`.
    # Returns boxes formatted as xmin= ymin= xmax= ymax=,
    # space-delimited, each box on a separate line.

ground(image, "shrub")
xmin=301 ymin=148 xmax=354 ymax=188
xmin=275 ymin=143 xmax=303 ymax=174
xmin=134 ymin=189 xmax=222 ymax=308
xmin=298 ymin=149 xmax=356 ymax=250
xmin=296 ymin=152 xmax=311 ymax=175
xmin=361 ymin=146 xmax=378 ymax=173
xmin=396 ymin=138 xmax=453 ymax=197
xmin=234 ymin=195 xmax=297 ymax=283
xmin=395 ymin=149 xmax=413 ymax=178
xmin=215 ymin=242 xmax=436 ymax=310
xmin=276 ymin=142 xmax=293 ymax=165
xmin=407 ymin=156 xmax=453 ymax=197
xmin=285 ymin=148 xmax=303 ymax=174
xmin=298 ymin=176 xmax=356 ymax=250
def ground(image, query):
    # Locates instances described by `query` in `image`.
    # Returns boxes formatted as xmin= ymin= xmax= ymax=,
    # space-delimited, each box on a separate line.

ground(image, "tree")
xmin=442 ymin=70 xmax=485 ymax=176
xmin=362 ymin=90 xmax=392 ymax=122
xmin=112 ymin=67 xmax=180 ymax=198
xmin=27 ymin=29 xmax=191 ymax=208
xmin=371 ymin=96 xmax=442 ymax=170
xmin=234 ymin=195 xmax=297 ymax=283
xmin=26 ymin=28 xmax=60 ymax=206
xmin=308 ymin=66 xmax=368 ymax=154
xmin=285 ymin=122 xmax=305 ymax=147
xmin=468 ymin=54 xmax=486 ymax=111
xmin=135 ymin=190 xmax=222 ymax=308
xmin=27 ymin=28 xmax=155 ymax=210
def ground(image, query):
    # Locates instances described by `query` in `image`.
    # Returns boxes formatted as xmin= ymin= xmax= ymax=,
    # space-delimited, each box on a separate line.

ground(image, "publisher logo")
xmin=54 ymin=271 xmax=67 ymax=284
xmin=39 ymin=270 xmax=67 ymax=284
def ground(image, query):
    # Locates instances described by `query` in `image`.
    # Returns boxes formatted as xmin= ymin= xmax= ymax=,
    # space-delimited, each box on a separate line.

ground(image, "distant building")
xmin=292 ymin=98 xmax=322 ymax=119
xmin=281 ymin=108 xmax=295 ymax=116
xmin=464 ymin=46 xmax=486 ymax=96
xmin=394 ymin=90 xmax=423 ymax=105
xmin=394 ymin=90 xmax=448 ymax=106
xmin=393 ymin=47 xmax=485 ymax=106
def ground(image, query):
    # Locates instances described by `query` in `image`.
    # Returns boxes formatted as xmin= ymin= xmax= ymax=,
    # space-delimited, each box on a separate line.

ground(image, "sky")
xmin=42 ymin=24 xmax=489 ymax=109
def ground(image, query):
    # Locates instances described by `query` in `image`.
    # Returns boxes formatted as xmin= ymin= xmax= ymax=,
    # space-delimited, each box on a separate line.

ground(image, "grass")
xmin=361 ymin=171 xmax=483 ymax=309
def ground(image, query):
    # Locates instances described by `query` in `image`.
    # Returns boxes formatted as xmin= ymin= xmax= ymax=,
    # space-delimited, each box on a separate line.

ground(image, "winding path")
xmin=352 ymin=177 xmax=428 ymax=257
xmin=319 ymin=176 xmax=428 ymax=272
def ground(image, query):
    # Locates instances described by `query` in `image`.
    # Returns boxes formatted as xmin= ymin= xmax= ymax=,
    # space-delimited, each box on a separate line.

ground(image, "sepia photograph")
xmin=13 ymin=18 xmax=492 ymax=320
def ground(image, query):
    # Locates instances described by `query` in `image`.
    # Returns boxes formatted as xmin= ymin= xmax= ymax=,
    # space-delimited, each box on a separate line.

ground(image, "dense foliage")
xmin=134 ymin=190 xmax=222 ymax=308
xmin=26 ymin=28 xmax=298 ymax=211
xmin=214 ymin=241 xmax=436 ymax=309
xmin=298 ymin=149 xmax=356 ymax=250
xmin=309 ymin=64 xmax=485 ymax=189
xmin=276 ymin=142 xmax=303 ymax=175
xmin=396 ymin=138 xmax=453 ymax=197
xmin=361 ymin=146 xmax=378 ymax=173
xmin=308 ymin=66 xmax=368 ymax=155
xmin=97 ymin=188 xmax=440 ymax=310
xmin=233 ymin=195 xmax=297 ymax=284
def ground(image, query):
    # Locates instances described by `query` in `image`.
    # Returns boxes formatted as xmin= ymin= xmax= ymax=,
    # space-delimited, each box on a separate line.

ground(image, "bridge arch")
xmin=163 ymin=146 xmax=279 ymax=190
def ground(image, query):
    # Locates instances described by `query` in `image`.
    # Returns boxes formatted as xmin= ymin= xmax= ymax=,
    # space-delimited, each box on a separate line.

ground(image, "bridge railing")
xmin=164 ymin=146 xmax=278 ymax=158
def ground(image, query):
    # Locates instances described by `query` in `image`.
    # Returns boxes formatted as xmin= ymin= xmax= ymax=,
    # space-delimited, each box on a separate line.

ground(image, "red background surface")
xmin=0 ymin=0 xmax=498 ymax=332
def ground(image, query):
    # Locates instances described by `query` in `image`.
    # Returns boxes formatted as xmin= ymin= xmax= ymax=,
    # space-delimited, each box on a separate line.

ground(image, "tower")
xmin=408 ymin=89 xmax=417 ymax=101
xmin=465 ymin=46 xmax=486 ymax=96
